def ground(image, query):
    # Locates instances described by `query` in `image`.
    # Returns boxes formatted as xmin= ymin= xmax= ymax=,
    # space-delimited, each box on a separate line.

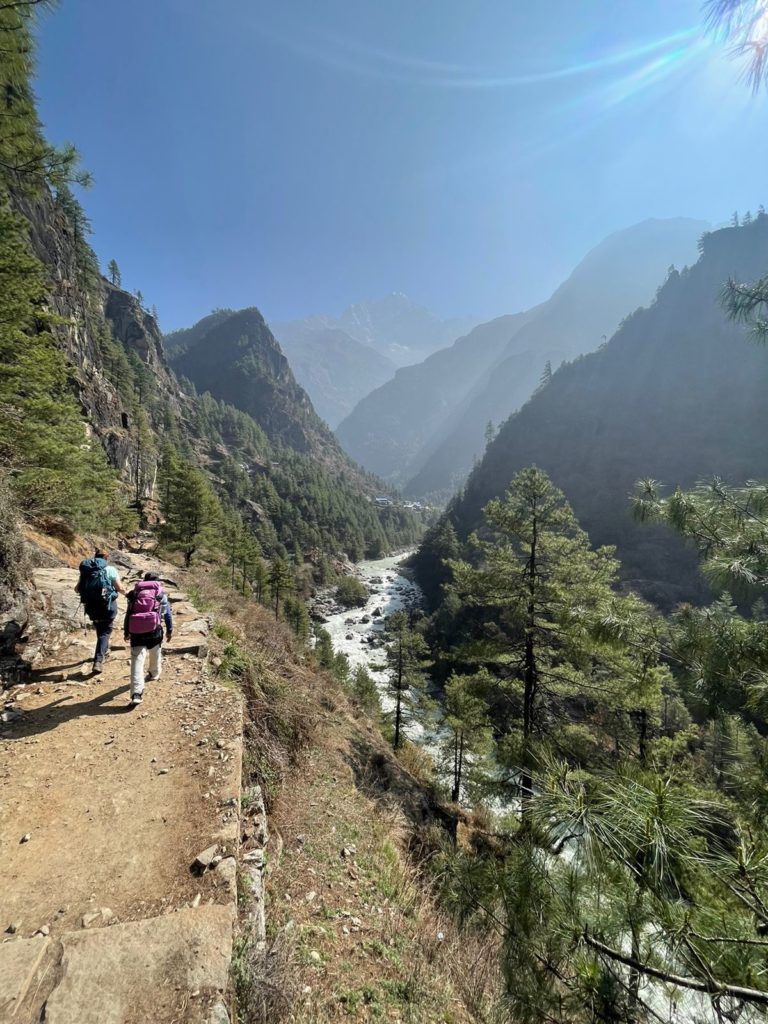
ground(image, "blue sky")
xmin=37 ymin=0 xmax=768 ymax=331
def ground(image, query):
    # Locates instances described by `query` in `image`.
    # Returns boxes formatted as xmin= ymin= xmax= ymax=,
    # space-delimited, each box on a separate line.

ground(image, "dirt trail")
xmin=0 ymin=555 xmax=242 ymax=1024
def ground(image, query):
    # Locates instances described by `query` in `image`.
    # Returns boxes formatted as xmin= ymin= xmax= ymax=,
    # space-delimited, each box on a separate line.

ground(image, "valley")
xmin=4 ymin=3 xmax=768 ymax=1023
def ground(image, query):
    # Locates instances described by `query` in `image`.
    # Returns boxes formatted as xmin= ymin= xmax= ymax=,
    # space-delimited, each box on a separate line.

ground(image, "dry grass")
xmin=186 ymin=572 xmax=506 ymax=1023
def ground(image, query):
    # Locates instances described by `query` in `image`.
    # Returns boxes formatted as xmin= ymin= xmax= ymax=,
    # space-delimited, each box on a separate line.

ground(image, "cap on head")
xmin=144 ymin=571 xmax=159 ymax=581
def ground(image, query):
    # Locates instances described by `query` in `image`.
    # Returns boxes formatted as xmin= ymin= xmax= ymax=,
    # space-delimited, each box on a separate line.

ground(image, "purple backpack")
xmin=128 ymin=580 xmax=163 ymax=634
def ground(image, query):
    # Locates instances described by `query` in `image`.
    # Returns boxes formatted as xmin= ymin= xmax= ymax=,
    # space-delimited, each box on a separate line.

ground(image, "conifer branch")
xmin=582 ymin=930 xmax=768 ymax=1005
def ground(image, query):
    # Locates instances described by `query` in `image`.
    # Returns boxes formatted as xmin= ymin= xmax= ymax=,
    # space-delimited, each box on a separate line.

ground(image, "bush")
xmin=335 ymin=576 xmax=368 ymax=608
xmin=351 ymin=665 xmax=381 ymax=717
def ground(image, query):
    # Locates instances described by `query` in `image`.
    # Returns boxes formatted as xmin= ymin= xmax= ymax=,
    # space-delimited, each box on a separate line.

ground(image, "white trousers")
xmin=130 ymin=643 xmax=162 ymax=696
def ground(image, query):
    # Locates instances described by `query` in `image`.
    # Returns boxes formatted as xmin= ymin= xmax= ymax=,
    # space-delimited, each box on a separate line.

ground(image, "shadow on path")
xmin=5 ymin=684 xmax=133 ymax=739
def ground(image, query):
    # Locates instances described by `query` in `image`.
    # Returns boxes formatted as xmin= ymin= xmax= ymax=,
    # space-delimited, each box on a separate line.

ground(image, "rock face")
xmin=0 ymin=934 xmax=49 ymax=1018
xmin=12 ymin=190 xmax=182 ymax=492
xmin=103 ymin=282 xmax=170 ymax=374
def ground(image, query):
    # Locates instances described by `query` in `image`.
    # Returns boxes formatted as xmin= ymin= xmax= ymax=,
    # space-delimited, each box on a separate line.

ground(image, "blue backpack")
xmin=78 ymin=558 xmax=115 ymax=620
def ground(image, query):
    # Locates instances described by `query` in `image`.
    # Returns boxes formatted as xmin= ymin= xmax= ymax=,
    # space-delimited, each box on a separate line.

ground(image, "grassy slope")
xmin=187 ymin=573 xmax=503 ymax=1023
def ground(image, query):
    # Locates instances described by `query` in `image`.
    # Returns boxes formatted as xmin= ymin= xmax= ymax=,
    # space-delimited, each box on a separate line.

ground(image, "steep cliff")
xmin=13 ymin=189 xmax=176 ymax=489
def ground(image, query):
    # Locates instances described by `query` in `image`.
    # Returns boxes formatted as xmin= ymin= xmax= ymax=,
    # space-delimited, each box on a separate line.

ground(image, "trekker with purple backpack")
xmin=123 ymin=571 xmax=173 ymax=708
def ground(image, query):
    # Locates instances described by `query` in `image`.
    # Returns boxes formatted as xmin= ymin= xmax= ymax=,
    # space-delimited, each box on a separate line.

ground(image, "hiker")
xmin=75 ymin=548 xmax=125 ymax=674
xmin=123 ymin=571 xmax=173 ymax=707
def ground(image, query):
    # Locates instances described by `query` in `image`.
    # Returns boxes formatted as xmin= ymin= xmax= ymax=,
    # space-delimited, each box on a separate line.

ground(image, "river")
xmin=314 ymin=551 xmax=423 ymax=713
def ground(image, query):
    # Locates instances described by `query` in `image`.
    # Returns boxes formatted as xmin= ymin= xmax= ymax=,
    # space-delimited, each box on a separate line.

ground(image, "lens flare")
xmin=258 ymin=18 xmax=703 ymax=93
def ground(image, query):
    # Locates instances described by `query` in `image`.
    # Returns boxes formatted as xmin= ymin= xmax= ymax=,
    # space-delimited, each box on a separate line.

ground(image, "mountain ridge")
xmin=405 ymin=216 xmax=709 ymax=497
xmin=419 ymin=214 xmax=768 ymax=608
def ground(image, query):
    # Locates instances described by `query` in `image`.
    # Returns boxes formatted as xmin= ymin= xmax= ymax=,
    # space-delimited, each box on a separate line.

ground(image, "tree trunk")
xmin=451 ymin=729 xmax=461 ymax=803
xmin=521 ymin=512 xmax=538 ymax=810
xmin=394 ymin=639 xmax=403 ymax=750
xmin=638 ymin=707 xmax=648 ymax=764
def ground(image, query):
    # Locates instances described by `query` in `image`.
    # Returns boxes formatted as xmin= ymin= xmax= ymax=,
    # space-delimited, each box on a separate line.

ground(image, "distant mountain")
xmin=419 ymin=214 xmax=768 ymax=609
xmin=269 ymin=322 xmax=396 ymax=428
xmin=404 ymin=217 xmax=709 ymax=498
xmin=335 ymin=310 xmax=541 ymax=482
xmin=274 ymin=293 xmax=479 ymax=369
xmin=173 ymin=307 xmax=346 ymax=459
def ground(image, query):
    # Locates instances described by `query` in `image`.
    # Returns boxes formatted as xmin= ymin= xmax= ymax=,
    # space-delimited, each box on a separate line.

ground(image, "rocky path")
xmin=0 ymin=555 xmax=242 ymax=1024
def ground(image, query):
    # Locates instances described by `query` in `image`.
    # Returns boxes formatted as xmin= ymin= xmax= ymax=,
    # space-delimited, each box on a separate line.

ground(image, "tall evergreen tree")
xmin=438 ymin=670 xmax=494 ymax=803
xmin=384 ymin=609 xmax=430 ymax=750
xmin=268 ymin=557 xmax=292 ymax=619
xmin=449 ymin=467 xmax=653 ymax=806
xmin=107 ymin=258 xmax=121 ymax=286
xmin=159 ymin=451 xmax=221 ymax=566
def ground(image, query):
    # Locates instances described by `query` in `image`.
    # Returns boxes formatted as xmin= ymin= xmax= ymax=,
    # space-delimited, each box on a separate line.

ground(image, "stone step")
xmin=40 ymin=906 xmax=234 ymax=1024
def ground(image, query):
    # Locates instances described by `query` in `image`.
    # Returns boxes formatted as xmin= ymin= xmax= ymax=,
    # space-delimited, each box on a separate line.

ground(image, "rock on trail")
xmin=0 ymin=553 xmax=243 ymax=1023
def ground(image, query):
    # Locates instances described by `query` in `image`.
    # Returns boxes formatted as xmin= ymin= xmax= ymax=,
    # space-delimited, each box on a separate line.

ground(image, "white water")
xmin=316 ymin=551 xmax=423 ymax=714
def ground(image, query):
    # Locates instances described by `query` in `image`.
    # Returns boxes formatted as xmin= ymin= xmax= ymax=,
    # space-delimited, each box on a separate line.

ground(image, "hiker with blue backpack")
xmin=123 ymin=572 xmax=173 ymax=707
xmin=75 ymin=549 xmax=125 ymax=674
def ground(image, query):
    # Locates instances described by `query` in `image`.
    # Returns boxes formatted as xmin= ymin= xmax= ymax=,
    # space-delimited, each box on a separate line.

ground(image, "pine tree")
xmin=706 ymin=1 xmax=768 ymax=92
xmin=252 ymin=558 xmax=269 ymax=604
xmin=439 ymin=671 xmax=494 ymax=803
xmin=159 ymin=452 xmax=221 ymax=566
xmin=449 ymin=467 xmax=637 ymax=806
xmin=107 ymin=259 xmax=121 ymax=286
xmin=0 ymin=3 xmax=90 ymax=196
xmin=283 ymin=594 xmax=310 ymax=642
xmin=268 ymin=557 xmax=292 ymax=619
xmin=384 ymin=610 xmax=430 ymax=750
xmin=351 ymin=665 xmax=381 ymax=717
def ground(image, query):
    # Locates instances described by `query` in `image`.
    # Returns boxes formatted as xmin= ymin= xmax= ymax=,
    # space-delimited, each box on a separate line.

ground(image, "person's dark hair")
xmin=94 ymin=548 xmax=107 ymax=560
xmin=144 ymin=571 xmax=160 ymax=581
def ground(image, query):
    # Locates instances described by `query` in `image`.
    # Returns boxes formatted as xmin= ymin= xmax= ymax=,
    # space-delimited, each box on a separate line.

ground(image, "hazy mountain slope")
xmin=275 ymin=292 xmax=478 ymax=368
xmin=270 ymin=322 xmax=396 ymax=428
xmin=425 ymin=215 xmax=768 ymax=608
xmin=173 ymin=307 xmax=344 ymax=457
xmin=335 ymin=311 xmax=539 ymax=482
xmin=405 ymin=217 xmax=708 ymax=498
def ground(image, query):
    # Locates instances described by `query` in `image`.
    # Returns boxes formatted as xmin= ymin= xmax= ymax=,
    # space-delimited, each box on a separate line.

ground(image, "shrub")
xmin=335 ymin=576 xmax=368 ymax=607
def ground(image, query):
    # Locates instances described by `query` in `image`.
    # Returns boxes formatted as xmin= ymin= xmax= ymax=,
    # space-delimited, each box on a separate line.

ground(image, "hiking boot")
xmin=93 ymin=660 xmax=103 ymax=674
xmin=146 ymin=673 xmax=160 ymax=681
xmin=130 ymin=692 xmax=142 ymax=707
